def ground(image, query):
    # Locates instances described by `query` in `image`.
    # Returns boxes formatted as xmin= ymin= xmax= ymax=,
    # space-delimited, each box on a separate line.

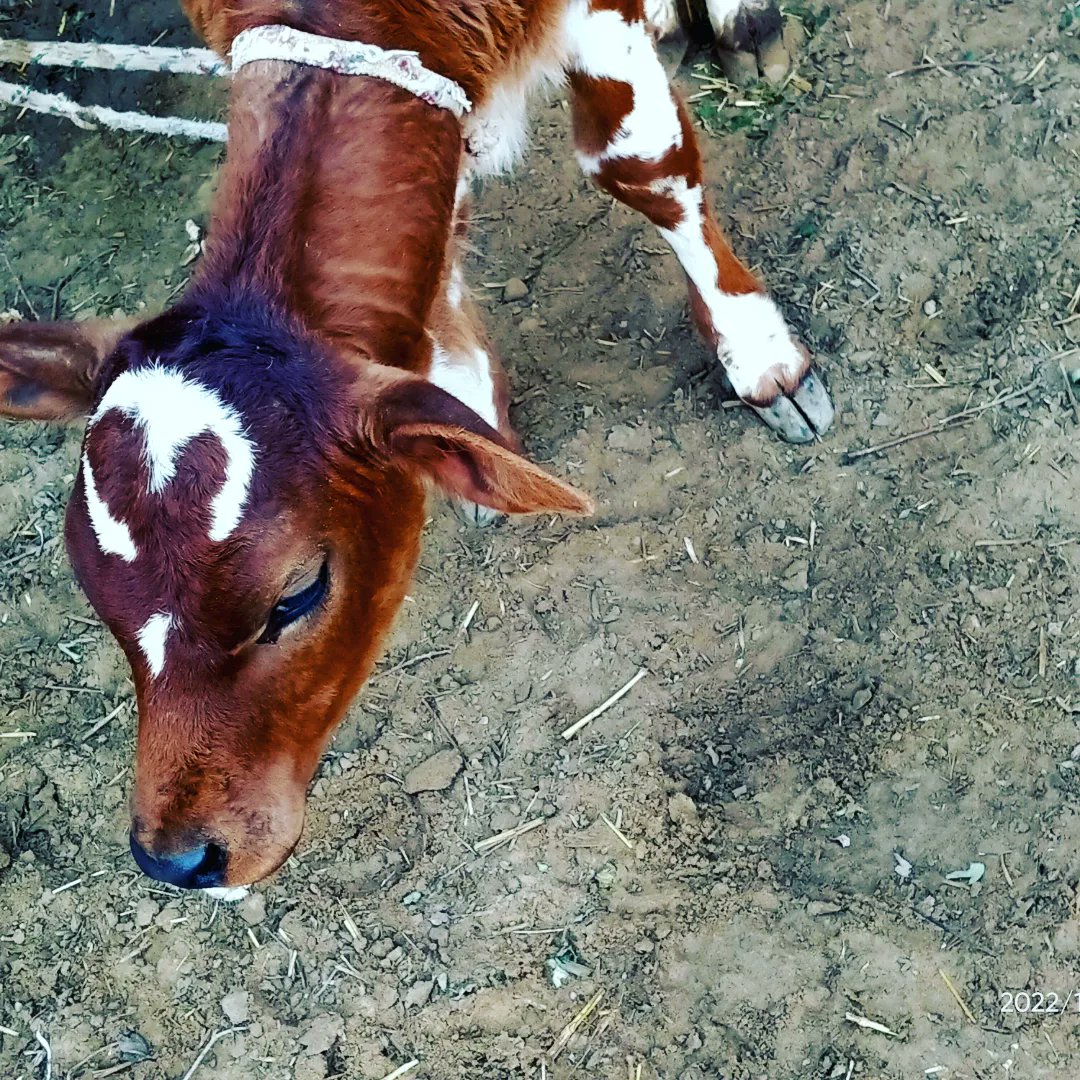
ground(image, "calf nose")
xmin=128 ymin=834 xmax=227 ymax=889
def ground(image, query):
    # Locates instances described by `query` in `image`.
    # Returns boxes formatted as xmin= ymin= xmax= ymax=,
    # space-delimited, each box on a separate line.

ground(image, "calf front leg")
xmin=565 ymin=0 xmax=833 ymax=443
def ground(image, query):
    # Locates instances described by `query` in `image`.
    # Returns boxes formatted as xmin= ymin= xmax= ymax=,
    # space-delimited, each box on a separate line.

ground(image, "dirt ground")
xmin=1 ymin=1 xmax=1079 ymax=1077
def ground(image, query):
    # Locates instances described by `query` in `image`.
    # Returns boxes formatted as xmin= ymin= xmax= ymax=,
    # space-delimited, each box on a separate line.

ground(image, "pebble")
xmin=238 ymin=893 xmax=266 ymax=926
xmin=299 ymin=1015 xmax=342 ymax=1056
xmin=503 ymin=277 xmax=529 ymax=301
xmin=781 ymin=560 xmax=809 ymax=593
xmin=402 ymin=749 xmax=463 ymax=794
xmin=405 ymin=979 xmax=435 ymax=1009
xmin=220 ymin=990 xmax=250 ymax=1024
xmin=134 ymin=897 xmax=159 ymax=928
xmin=667 ymin=793 xmax=700 ymax=829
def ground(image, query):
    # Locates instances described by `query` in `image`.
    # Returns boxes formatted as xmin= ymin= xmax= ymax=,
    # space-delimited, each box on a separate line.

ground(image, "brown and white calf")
xmin=0 ymin=0 xmax=832 ymax=890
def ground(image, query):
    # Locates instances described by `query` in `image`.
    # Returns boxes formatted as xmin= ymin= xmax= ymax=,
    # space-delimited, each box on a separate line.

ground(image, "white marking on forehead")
xmin=137 ymin=612 xmax=174 ymax=679
xmin=81 ymin=453 xmax=138 ymax=562
xmin=429 ymin=342 xmax=499 ymax=429
xmin=89 ymin=366 xmax=256 ymax=543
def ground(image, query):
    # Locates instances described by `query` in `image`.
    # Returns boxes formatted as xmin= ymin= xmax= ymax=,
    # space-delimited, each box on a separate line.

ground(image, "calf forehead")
xmin=87 ymin=365 xmax=256 ymax=546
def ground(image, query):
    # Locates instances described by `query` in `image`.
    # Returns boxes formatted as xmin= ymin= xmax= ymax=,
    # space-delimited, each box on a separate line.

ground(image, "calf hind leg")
xmin=564 ymin=0 xmax=833 ymax=443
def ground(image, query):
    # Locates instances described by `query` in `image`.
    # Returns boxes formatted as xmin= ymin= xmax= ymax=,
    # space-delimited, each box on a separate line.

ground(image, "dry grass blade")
xmin=939 ymin=970 xmax=977 ymax=1024
xmin=843 ymin=380 xmax=1038 ymax=462
xmin=561 ymin=668 xmax=648 ymax=740
xmin=844 ymin=1011 xmax=898 ymax=1038
xmin=550 ymin=988 xmax=605 ymax=1060
xmin=475 ymin=816 xmax=545 ymax=852
xmin=378 ymin=1061 xmax=419 ymax=1080
xmin=180 ymin=1027 xmax=247 ymax=1080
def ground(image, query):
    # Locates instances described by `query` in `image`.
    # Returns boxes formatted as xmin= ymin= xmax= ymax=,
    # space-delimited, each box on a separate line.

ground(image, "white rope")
xmin=0 ymin=28 xmax=471 ymax=142
xmin=0 ymin=38 xmax=226 ymax=76
xmin=0 ymin=79 xmax=226 ymax=141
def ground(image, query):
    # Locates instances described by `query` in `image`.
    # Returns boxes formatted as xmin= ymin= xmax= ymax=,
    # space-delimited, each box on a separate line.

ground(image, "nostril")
xmin=129 ymin=833 xmax=228 ymax=889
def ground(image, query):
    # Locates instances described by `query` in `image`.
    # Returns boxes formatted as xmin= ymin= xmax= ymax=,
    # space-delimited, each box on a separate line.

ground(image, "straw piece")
xmin=561 ymin=668 xmax=648 ymax=741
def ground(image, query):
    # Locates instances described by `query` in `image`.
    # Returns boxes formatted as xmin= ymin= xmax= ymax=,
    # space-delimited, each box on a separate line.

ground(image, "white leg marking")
xmin=82 ymin=453 xmax=138 ymax=562
xmin=447 ymin=263 xmax=465 ymax=310
xmin=644 ymin=0 xmax=680 ymax=37
xmin=137 ymin=612 xmax=174 ymax=679
xmin=657 ymin=182 xmax=803 ymax=398
xmin=565 ymin=3 xmax=682 ymax=173
xmin=465 ymin=56 xmax=564 ymax=177
xmin=428 ymin=343 xmax=499 ymax=429
xmin=705 ymin=0 xmax=752 ymax=32
xmin=89 ymin=367 xmax=256 ymax=543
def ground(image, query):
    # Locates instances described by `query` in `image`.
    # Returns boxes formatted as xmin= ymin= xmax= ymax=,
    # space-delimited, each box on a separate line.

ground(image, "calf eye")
xmin=258 ymin=560 xmax=329 ymax=645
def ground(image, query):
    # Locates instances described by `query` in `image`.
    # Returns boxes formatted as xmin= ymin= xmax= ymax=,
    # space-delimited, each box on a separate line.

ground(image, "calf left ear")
xmin=358 ymin=366 xmax=594 ymax=516
xmin=0 ymin=317 xmax=137 ymax=421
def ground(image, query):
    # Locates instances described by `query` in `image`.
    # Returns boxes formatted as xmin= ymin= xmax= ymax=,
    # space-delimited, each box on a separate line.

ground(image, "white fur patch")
xmin=565 ymin=3 xmax=683 ymax=172
xmin=706 ymin=0 xmax=752 ymax=33
xmin=657 ymin=182 xmax=803 ymax=397
xmin=465 ymin=54 xmax=563 ymax=177
xmin=447 ymin=263 xmax=465 ymax=310
xmin=644 ymin=0 xmax=680 ymax=37
xmin=203 ymin=885 xmax=250 ymax=902
xmin=89 ymin=366 xmax=256 ymax=544
xmin=81 ymin=453 xmax=138 ymax=562
xmin=137 ymin=612 xmax=174 ymax=679
xmin=428 ymin=343 xmax=499 ymax=429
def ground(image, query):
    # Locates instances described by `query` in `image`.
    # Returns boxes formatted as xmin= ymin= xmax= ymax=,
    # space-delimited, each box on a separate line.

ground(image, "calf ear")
xmin=0 ymin=317 xmax=137 ymax=421
xmin=358 ymin=366 xmax=594 ymax=516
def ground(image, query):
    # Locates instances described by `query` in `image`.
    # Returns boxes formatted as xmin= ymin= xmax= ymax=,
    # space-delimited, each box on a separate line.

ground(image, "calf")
xmin=0 ymin=0 xmax=832 ymax=890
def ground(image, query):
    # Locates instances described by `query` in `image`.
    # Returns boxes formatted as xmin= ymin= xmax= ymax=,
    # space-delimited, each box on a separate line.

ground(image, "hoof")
xmin=452 ymin=499 xmax=503 ymax=528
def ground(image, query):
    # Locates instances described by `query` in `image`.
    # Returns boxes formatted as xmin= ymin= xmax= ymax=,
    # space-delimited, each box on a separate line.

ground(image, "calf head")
xmin=0 ymin=306 xmax=590 ymax=887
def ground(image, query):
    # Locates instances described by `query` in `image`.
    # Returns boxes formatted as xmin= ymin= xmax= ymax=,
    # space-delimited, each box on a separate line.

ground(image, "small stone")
xmin=220 ymin=990 xmax=250 ymax=1025
xmin=634 ymin=938 xmax=654 ymax=954
xmin=667 ymin=793 xmax=700 ymax=829
xmin=807 ymin=900 xmax=843 ymax=917
xmin=595 ymin=862 xmax=618 ymax=889
xmin=781 ymin=560 xmax=809 ymax=593
xmin=405 ymin=979 xmax=435 ymax=1009
xmin=851 ymin=687 xmax=873 ymax=712
xmin=299 ymin=1015 xmax=343 ymax=1056
xmin=238 ymin=893 xmax=266 ymax=926
xmin=923 ymin=298 xmax=938 ymax=316
xmin=503 ymin=277 xmax=529 ymax=301
xmin=134 ymin=898 xmax=159 ymax=927
xmin=403 ymin=749 xmax=463 ymax=794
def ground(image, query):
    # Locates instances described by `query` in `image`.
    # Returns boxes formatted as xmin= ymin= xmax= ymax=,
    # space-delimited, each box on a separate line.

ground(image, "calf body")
xmin=0 ymin=0 xmax=831 ymax=887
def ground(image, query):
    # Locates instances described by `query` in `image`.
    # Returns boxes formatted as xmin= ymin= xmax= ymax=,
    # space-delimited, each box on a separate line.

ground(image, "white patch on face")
xmin=137 ymin=612 xmax=174 ymax=679
xmin=657 ymin=182 xmax=803 ymax=398
xmin=81 ymin=453 xmax=138 ymax=562
xmin=428 ymin=343 xmax=499 ymax=429
xmin=88 ymin=366 xmax=256 ymax=543
xmin=565 ymin=3 xmax=682 ymax=172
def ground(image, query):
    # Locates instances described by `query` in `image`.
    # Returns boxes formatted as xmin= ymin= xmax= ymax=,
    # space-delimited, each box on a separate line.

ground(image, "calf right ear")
xmin=0 ymin=317 xmax=137 ymax=421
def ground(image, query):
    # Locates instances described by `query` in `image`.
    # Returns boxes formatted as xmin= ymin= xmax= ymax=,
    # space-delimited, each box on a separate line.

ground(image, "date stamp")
xmin=1000 ymin=990 xmax=1080 ymax=1016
